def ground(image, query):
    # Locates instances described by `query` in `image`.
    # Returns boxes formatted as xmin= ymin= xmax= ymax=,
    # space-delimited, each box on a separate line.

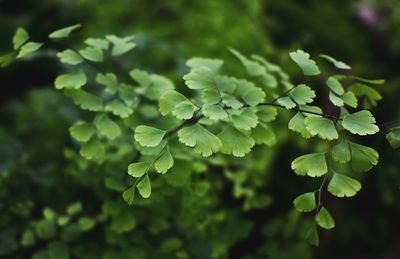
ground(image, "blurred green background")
xmin=0 ymin=0 xmax=399 ymax=258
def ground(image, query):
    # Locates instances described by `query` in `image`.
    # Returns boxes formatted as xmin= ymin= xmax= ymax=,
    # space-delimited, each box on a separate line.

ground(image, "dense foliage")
xmin=1 ymin=1 xmax=399 ymax=258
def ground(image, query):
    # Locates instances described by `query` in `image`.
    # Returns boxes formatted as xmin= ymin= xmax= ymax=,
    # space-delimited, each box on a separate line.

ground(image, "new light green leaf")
xmin=155 ymin=147 xmax=174 ymax=174
xmin=95 ymin=114 xmax=121 ymax=140
xmin=386 ymin=127 xmax=400 ymax=149
xmin=316 ymin=207 xmax=335 ymax=229
xmin=241 ymin=87 xmax=265 ymax=106
xmin=105 ymin=99 xmax=133 ymax=118
xmin=291 ymin=153 xmax=327 ymax=177
xmin=289 ymin=49 xmax=320 ymax=76
xmin=85 ymin=38 xmax=109 ymax=50
xmin=159 ymin=90 xmax=188 ymax=116
xmin=342 ymin=110 xmax=379 ymax=135
xmin=172 ymin=101 xmax=195 ymax=120
xmin=320 ymin=54 xmax=351 ymax=70
xmin=201 ymin=88 xmax=220 ymax=105
xmin=231 ymin=108 xmax=259 ymax=130
xmin=251 ymin=123 xmax=276 ymax=146
xmin=57 ymin=49 xmax=83 ymax=65
xmin=218 ymin=126 xmax=255 ymax=157
xmin=221 ymin=93 xmax=243 ymax=109
xmin=326 ymin=77 xmax=345 ymax=95
xmin=16 ymin=42 xmax=43 ymax=58
xmin=122 ymin=186 xmax=135 ymax=206
xmin=178 ymin=123 xmax=222 ymax=157
xmin=328 ymin=173 xmax=361 ymax=197
xmin=128 ymin=161 xmax=151 ymax=177
xmin=80 ymin=137 xmax=105 ymax=161
xmin=349 ymin=142 xmax=378 ymax=172
xmin=137 ymin=174 xmax=151 ymax=198
xmin=304 ymin=116 xmax=338 ymax=140
xmin=183 ymin=67 xmax=215 ymax=89
xmin=203 ymin=104 xmax=228 ymax=121
xmin=350 ymin=76 xmax=385 ymax=85
xmin=134 ymin=125 xmax=166 ymax=147
xmin=79 ymin=47 xmax=104 ymax=62
xmin=49 ymin=24 xmax=81 ymax=39
xmin=348 ymin=84 xmax=381 ymax=107
xmin=229 ymin=48 xmax=266 ymax=77
xmin=186 ymin=57 xmax=223 ymax=72
xmin=55 ymin=70 xmax=87 ymax=90
xmin=106 ymin=35 xmax=136 ymax=56
xmin=69 ymin=121 xmax=95 ymax=142
xmin=257 ymin=106 xmax=278 ymax=123
xmin=293 ymin=192 xmax=316 ymax=212
xmin=96 ymin=73 xmax=118 ymax=94
xmin=288 ymin=112 xmax=314 ymax=139
xmin=13 ymin=27 xmax=29 ymax=50
xmin=290 ymin=84 xmax=316 ymax=105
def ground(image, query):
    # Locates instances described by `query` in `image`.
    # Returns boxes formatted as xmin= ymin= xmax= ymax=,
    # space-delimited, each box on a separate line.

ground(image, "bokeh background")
xmin=0 ymin=0 xmax=399 ymax=258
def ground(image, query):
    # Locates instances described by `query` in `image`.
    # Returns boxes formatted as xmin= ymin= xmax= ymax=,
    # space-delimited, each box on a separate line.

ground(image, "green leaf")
xmin=251 ymin=123 xmax=276 ymax=146
xmin=49 ymin=24 xmax=81 ymax=39
xmin=154 ymin=146 xmax=174 ymax=174
xmin=119 ymin=83 xmax=138 ymax=106
xmin=203 ymin=104 xmax=228 ymax=121
xmin=329 ymin=91 xmax=344 ymax=107
xmin=304 ymin=116 xmax=338 ymax=140
xmin=341 ymin=91 xmax=358 ymax=108
xmin=183 ymin=67 xmax=215 ymax=89
xmin=66 ymin=202 xmax=82 ymax=216
xmin=291 ymin=153 xmax=327 ymax=177
xmin=231 ymin=108 xmax=259 ymax=130
xmin=137 ymin=174 xmax=151 ymax=198
xmin=257 ymin=106 xmax=277 ymax=123
xmin=306 ymin=225 xmax=319 ymax=246
xmin=320 ymin=54 xmax=351 ymax=70
xmin=110 ymin=212 xmax=136 ymax=233
xmin=96 ymin=73 xmax=119 ymax=94
xmin=348 ymin=84 xmax=381 ymax=107
xmin=64 ymin=89 xmax=103 ymax=111
xmin=289 ymin=49 xmax=320 ymax=76
xmin=326 ymin=77 xmax=345 ymax=95
xmin=79 ymin=47 xmax=104 ymax=62
xmin=349 ymin=142 xmax=378 ymax=172
xmin=69 ymin=121 xmax=95 ymax=142
xmin=106 ymin=35 xmax=136 ymax=56
xmin=349 ymin=76 xmax=385 ymax=85
xmin=128 ymin=161 xmax=151 ymax=177
xmin=130 ymin=69 xmax=151 ymax=87
xmin=0 ymin=53 xmax=14 ymax=68
xmin=172 ymin=100 xmax=196 ymax=120
xmin=316 ymin=207 xmax=335 ymax=229
xmin=186 ymin=57 xmax=223 ymax=72
xmin=85 ymin=38 xmax=109 ymax=50
xmin=386 ymin=127 xmax=400 ymax=149
xmin=13 ymin=27 xmax=29 ymax=50
xmin=159 ymin=90 xmax=188 ymax=116
xmin=122 ymin=186 xmax=136 ymax=206
xmin=94 ymin=114 xmax=121 ymax=140
xmin=201 ymin=88 xmax=221 ymax=104
xmin=178 ymin=123 xmax=222 ymax=157
xmin=80 ymin=137 xmax=105 ymax=161
xmin=57 ymin=49 xmax=83 ymax=65
xmin=221 ymin=93 xmax=243 ymax=109
xmin=218 ymin=126 xmax=255 ymax=157
xmin=229 ymin=48 xmax=266 ymax=77
xmin=288 ymin=112 xmax=314 ymax=139
xmin=16 ymin=42 xmax=43 ymax=58
xmin=55 ymin=70 xmax=87 ymax=90
xmin=21 ymin=229 xmax=35 ymax=247
xmin=277 ymin=96 xmax=296 ymax=109
xmin=241 ymin=86 xmax=265 ymax=106
xmin=342 ymin=110 xmax=379 ymax=135
xmin=134 ymin=125 xmax=166 ymax=147
xmin=293 ymin=192 xmax=316 ymax=212
xmin=105 ymin=99 xmax=133 ymax=118
xmin=290 ymin=84 xmax=316 ymax=105
xmin=328 ymin=173 xmax=361 ymax=197
xmin=332 ymin=141 xmax=351 ymax=163
xmin=78 ymin=217 xmax=95 ymax=231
